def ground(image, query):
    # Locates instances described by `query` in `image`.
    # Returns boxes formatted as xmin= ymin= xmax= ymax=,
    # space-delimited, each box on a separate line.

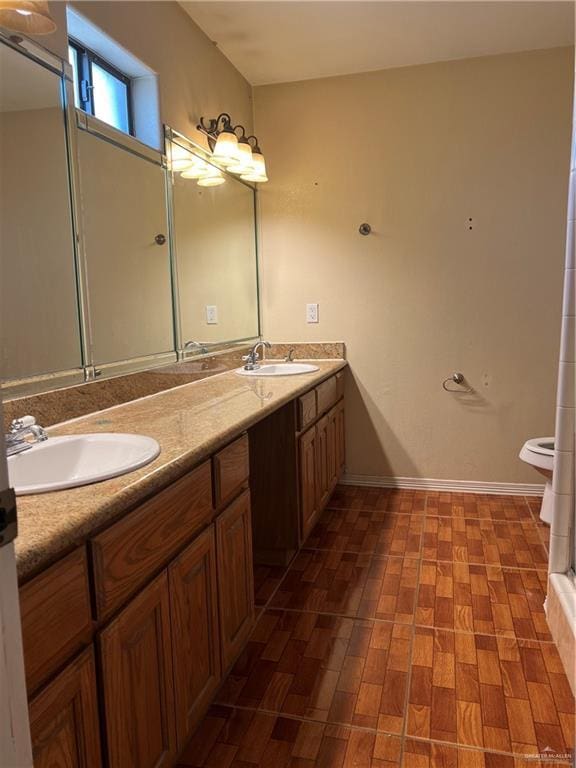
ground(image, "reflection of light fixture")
xmin=170 ymin=144 xmax=196 ymax=171
xmin=241 ymin=137 xmax=269 ymax=183
xmin=197 ymin=166 xmax=225 ymax=187
xmin=0 ymin=1 xmax=56 ymax=33
xmin=180 ymin=159 xmax=211 ymax=179
xmin=197 ymin=113 xmax=269 ymax=183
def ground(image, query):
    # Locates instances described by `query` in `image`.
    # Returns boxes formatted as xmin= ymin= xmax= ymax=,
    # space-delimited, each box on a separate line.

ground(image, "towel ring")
xmin=442 ymin=372 xmax=472 ymax=393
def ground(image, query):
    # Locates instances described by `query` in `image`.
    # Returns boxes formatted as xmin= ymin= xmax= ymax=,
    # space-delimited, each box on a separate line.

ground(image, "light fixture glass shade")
xmin=227 ymin=141 xmax=253 ymax=175
xmin=180 ymin=159 xmax=211 ymax=179
xmin=211 ymin=130 xmax=239 ymax=166
xmin=197 ymin=166 xmax=225 ymax=187
xmin=0 ymin=1 xmax=56 ymax=33
xmin=241 ymin=151 xmax=269 ymax=183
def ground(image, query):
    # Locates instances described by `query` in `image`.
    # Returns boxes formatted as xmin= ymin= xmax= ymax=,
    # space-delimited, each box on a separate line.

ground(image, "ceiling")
xmin=180 ymin=1 xmax=574 ymax=86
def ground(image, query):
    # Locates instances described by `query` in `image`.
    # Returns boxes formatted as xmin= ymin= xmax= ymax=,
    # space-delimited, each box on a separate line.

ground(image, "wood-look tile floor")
xmin=178 ymin=488 xmax=575 ymax=767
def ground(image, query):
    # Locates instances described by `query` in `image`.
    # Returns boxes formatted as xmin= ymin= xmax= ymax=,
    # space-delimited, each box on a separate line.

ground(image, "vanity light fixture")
xmin=241 ymin=137 xmax=268 ymax=183
xmin=0 ymin=1 xmax=56 ymax=33
xmin=226 ymin=136 xmax=253 ymax=175
xmin=197 ymin=113 xmax=268 ymax=183
xmin=211 ymin=116 xmax=239 ymax=167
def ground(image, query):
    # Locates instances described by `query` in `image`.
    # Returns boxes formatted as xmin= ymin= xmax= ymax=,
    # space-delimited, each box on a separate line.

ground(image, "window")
xmin=68 ymin=39 xmax=133 ymax=136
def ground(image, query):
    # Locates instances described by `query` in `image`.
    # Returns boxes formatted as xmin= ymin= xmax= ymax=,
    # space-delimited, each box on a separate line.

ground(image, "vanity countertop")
xmin=14 ymin=359 xmax=347 ymax=581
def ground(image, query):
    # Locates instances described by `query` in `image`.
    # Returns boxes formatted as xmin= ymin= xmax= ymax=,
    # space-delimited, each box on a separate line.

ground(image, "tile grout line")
xmin=240 ymin=491 xmax=562 ymax=765
xmin=298 ymin=545 xmax=549 ymax=573
xmin=397 ymin=491 xmax=431 ymax=766
xmin=201 ymin=701 xmax=572 ymax=765
xmin=254 ymin=604 xmax=557 ymax=645
xmin=524 ymin=493 xmax=551 ymax=555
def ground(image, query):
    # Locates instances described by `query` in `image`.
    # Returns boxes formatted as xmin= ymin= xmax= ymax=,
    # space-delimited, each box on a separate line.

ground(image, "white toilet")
xmin=519 ymin=437 xmax=554 ymax=524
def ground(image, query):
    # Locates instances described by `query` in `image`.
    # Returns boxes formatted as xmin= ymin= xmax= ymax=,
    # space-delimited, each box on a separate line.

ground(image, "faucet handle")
xmin=10 ymin=415 xmax=36 ymax=432
xmin=242 ymin=352 xmax=259 ymax=362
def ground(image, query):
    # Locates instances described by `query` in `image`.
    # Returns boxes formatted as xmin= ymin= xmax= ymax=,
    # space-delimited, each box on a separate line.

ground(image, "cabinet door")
xmin=100 ymin=572 xmax=177 ymax=768
xmin=29 ymin=647 xmax=101 ymax=768
xmin=336 ymin=399 xmax=346 ymax=476
xmin=299 ymin=425 xmax=319 ymax=542
xmin=316 ymin=414 xmax=331 ymax=511
xmin=216 ymin=490 xmax=254 ymax=672
xmin=327 ymin=406 xmax=339 ymax=493
xmin=169 ymin=527 xmax=221 ymax=748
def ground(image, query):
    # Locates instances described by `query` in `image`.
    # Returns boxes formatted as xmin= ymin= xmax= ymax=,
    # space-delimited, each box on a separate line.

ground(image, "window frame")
xmin=69 ymin=37 xmax=134 ymax=136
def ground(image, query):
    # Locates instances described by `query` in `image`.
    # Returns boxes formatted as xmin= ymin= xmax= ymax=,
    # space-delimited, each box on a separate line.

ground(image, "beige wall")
xmin=68 ymin=2 xmax=252 ymax=144
xmin=255 ymin=47 xmax=573 ymax=484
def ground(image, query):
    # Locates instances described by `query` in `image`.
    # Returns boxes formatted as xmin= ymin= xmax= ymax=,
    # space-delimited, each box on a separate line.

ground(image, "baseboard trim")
xmin=341 ymin=474 xmax=545 ymax=496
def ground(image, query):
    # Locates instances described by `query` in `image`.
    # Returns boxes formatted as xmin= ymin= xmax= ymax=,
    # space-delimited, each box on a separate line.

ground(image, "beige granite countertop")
xmin=15 ymin=360 xmax=346 ymax=581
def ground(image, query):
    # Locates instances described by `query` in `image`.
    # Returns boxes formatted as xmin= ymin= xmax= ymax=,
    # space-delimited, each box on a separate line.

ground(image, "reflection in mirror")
xmin=77 ymin=128 xmax=173 ymax=367
xmin=0 ymin=41 xmax=82 ymax=381
xmin=168 ymin=132 xmax=260 ymax=350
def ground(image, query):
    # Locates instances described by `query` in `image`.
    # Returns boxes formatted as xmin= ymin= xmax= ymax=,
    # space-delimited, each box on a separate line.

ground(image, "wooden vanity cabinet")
xmin=169 ymin=527 xmax=221 ymax=749
xmin=297 ymin=374 xmax=346 ymax=545
xmin=299 ymin=423 xmax=320 ymax=541
xmin=216 ymin=489 xmax=254 ymax=672
xmin=100 ymin=571 xmax=177 ymax=768
xmin=249 ymin=370 xmax=346 ymax=559
xmin=20 ymin=547 xmax=93 ymax=695
xmin=21 ymin=372 xmax=345 ymax=766
xmin=29 ymin=647 xmax=102 ymax=768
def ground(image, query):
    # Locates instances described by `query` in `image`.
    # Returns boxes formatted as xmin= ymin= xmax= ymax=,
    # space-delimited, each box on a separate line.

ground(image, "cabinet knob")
xmin=154 ymin=234 xmax=166 ymax=245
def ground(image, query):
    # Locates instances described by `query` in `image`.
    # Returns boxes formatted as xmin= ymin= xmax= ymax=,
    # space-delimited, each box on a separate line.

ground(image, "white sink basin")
xmin=236 ymin=363 xmax=320 ymax=377
xmin=8 ymin=433 xmax=161 ymax=495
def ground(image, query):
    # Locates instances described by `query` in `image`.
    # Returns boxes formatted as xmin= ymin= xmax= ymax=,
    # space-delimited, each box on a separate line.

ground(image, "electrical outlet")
xmin=306 ymin=303 xmax=319 ymax=323
xmin=205 ymin=305 xmax=218 ymax=324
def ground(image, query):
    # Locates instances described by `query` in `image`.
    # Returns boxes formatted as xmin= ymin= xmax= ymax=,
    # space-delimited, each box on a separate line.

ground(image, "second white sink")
xmin=8 ymin=433 xmax=161 ymax=495
xmin=236 ymin=363 xmax=320 ymax=377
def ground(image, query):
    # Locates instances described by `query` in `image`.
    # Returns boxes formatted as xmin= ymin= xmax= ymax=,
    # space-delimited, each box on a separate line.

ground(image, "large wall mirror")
xmin=167 ymin=129 xmax=260 ymax=352
xmin=76 ymin=122 xmax=174 ymax=371
xmin=0 ymin=37 xmax=261 ymax=398
xmin=0 ymin=39 xmax=82 ymax=383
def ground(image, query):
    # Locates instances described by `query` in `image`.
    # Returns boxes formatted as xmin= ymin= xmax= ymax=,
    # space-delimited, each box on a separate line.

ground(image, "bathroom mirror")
xmin=167 ymin=130 xmax=260 ymax=351
xmin=0 ymin=40 xmax=82 ymax=382
xmin=76 ymin=123 xmax=174 ymax=369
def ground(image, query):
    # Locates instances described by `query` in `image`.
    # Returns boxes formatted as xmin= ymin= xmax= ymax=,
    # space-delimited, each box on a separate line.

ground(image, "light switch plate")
xmin=206 ymin=305 xmax=218 ymax=324
xmin=306 ymin=303 xmax=319 ymax=323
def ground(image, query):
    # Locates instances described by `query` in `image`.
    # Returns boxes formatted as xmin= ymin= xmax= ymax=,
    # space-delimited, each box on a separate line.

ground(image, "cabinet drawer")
xmin=316 ymin=376 xmax=338 ymax=416
xmin=297 ymin=390 xmax=317 ymax=431
xmin=92 ymin=461 xmax=213 ymax=618
xmin=213 ymin=435 xmax=249 ymax=508
xmin=20 ymin=548 xmax=92 ymax=694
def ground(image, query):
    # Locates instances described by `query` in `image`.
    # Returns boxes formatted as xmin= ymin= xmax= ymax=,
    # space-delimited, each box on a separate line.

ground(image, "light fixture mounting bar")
xmin=197 ymin=113 xmax=263 ymax=155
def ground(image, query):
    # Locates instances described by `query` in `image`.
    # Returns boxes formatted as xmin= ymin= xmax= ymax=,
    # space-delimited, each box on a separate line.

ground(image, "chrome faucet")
xmin=285 ymin=348 xmax=296 ymax=362
xmin=6 ymin=416 xmax=48 ymax=457
xmin=242 ymin=340 xmax=271 ymax=371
